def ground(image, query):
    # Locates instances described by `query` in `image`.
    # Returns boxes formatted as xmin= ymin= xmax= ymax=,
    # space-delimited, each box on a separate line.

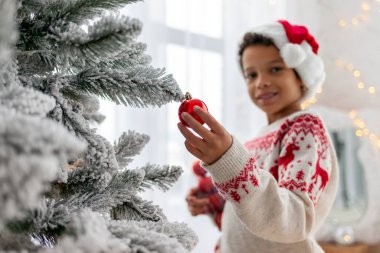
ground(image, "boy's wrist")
xmin=201 ymin=136 xmax=251 ymax=184
xmin=203 ymin=134 xmax=233 ymax=165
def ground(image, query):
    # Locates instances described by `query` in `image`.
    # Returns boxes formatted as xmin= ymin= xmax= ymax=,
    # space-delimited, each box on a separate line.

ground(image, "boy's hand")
xmin=186 ymin=187 xmax=210 ymax=216
xmin=177 ymin=105 xmax=232 ymax=165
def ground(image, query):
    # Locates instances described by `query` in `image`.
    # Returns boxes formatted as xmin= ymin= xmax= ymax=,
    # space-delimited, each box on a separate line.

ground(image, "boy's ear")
xmin=301 ymin=84 xmax=307 ymax=94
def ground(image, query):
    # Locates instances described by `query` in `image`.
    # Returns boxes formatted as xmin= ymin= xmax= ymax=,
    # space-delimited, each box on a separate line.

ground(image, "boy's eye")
xmin=245 ymin=73 xmax=257 ymax=80
xmin=271 ymin=67 xmax=283 ymax=73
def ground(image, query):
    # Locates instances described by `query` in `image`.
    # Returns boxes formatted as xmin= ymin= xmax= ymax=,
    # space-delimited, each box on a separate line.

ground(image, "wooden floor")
xmin=320 ymin=242 xmax=380 ymax=253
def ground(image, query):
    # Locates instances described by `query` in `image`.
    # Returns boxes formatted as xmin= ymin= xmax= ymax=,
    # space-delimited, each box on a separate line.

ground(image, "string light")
xmin=335 ymin=59 xmax=344 ymax=67
xmin=306 ymin=3 xmax=379 ymax=140
xmin=301 ymin=86 xmax=325 ymax=109
xmin=353 ymin=70 xmax=361 ymax=78
xmin=332 ymin=1 xmax=371 ymax=28
xmin=362 ymin=2 xmax=371 ymax=11
xmin=344 ymin=234 xmax=353 ymax=242
xmin=335 ymin=61 xmax=379 ymax=148
xmin=301 ymin=96 xmax=319 ymax=109
xmin=346 ymin=64 xmax=354 ymax=71
xmin=301 ymin=83 xmax=324 ymax=109
xmin=351 ymin=18 xmax=360 ymax=25
xmin=339 ymin=19 xmax=347 ymax=27
xmin=350 ymin=110 xmax=380 ymax=148
xmin=335 ymin=59 xmax=377 ymax=95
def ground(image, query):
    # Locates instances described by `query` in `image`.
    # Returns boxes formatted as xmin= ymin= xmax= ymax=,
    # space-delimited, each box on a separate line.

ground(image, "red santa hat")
xmin=250 ymin=20 xmax=325 ymax=100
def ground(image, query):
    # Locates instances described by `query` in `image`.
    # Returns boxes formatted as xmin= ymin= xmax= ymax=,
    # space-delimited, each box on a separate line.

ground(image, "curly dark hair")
xmin=237 ymin=33 xmax=276 ymax=72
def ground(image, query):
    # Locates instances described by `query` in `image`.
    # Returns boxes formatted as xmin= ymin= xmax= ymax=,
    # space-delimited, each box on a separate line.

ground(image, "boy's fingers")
xmin=193 ymin=106 xmax=225 ymax=134
xmin=189 ymin=206 xmax=208 ymax=216
xmin=178 ymin=122 xmax=207 ymax=150
xmin=188 ymin=196 xmax=209 ymax=204
xmin=180 ymin=112 xmax=213 ymax=142
xmin=184 ymin=140 xmax=203 ymax=160
xmin=189 ymin=187 xmax=198 ymax=196
xmin=193 ymin=198 xmax=210 ymax=207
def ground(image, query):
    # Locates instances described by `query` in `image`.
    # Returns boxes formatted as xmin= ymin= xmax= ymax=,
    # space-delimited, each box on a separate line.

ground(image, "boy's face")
xmin=242 ymin=45 xmax=303 ymax=121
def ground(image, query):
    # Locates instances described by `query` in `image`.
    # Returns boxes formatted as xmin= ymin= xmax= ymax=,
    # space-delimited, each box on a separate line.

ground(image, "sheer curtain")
xmin=96 ymin=1 xmax=314 ymax=252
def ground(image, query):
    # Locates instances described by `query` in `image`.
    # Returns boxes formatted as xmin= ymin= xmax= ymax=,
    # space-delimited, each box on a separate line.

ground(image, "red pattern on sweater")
xmin=278 ymin=179 xmax=307 ymax=191
xmin=215 ymin=157 xmax=259 ymax=203
xmin=277 ymin=115 xmax=330 ymax=205
xmin=312 ymin=151 xmax=329 ymax=190
xmin=216 ymin=113 xmax=331 ymax=206
xmin=245 ymin=131 xmax=278 ymax=150
xmin=278 ymin=141 xmax=300 ymax=171
xmin=269 ymin=165 xmax=279 ymax=181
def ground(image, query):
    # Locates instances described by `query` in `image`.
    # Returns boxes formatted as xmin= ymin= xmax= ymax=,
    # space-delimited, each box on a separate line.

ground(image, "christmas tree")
xmin=0 ymin=0 xmax=197 ymax=252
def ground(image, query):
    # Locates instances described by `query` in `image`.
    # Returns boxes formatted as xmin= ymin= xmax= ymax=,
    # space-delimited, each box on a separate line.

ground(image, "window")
xmin=165 ymin=0 xmax=223 ymax=38
xmin=166 ymin=44 xmax=223 ymax=165
xmin=162 ymin=0 xmax=224 ymax=167
xmin=98 ymin=2 xmax=225 ymax=252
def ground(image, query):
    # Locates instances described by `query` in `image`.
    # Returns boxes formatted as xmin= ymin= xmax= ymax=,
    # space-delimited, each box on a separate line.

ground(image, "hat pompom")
xmin=280 ymin=43 xmax=306 ymax=68
xmin=296 ymin=54 xmax=326 ymax=100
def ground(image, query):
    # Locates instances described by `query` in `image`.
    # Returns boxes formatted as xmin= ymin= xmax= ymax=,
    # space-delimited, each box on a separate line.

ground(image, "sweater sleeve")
xmin=201 ymin=114 xmax=334 ymax=243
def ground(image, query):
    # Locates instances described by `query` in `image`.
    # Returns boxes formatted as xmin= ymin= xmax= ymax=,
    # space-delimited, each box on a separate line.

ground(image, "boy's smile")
xmin=256 ymin=92 xmax=279 ymax=104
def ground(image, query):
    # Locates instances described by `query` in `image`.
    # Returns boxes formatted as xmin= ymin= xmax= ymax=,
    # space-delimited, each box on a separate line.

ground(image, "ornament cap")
xmin=185 ymin=92 xmax=192 ymax=100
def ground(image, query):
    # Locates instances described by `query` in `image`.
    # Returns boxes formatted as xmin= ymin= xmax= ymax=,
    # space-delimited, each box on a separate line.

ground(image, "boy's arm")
xmin=201 ymin=114 xmax=336 ymax=243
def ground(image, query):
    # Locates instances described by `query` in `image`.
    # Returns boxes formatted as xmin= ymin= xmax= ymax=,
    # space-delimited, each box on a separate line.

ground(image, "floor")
xmin=320 ymin=242 xmax=380 ymax=253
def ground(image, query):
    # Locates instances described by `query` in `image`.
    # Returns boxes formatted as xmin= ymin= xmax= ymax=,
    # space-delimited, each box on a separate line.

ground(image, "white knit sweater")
xmin=201 ymin=110 xmax=339 ymax=253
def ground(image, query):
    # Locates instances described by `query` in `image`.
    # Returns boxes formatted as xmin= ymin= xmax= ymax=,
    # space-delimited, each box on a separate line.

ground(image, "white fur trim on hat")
xmin=280 ymin=43 xmax=306 ymax=68
xmin=250 ymin=22 xmax=325 ymax=101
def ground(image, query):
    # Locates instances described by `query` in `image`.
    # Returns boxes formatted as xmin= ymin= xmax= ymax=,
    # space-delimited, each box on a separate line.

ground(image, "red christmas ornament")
xmin=198 ymin=177 xmax=213 ymax=194
xmin=192 ymin=160 xmax=207 ymax=177
xmin=214 ymin=212 xmax=223 ymax=230
xmin=209 ymin=194 xmax=225 ymax=213
xmin=178 ymin=92 xmax=208 ymax=127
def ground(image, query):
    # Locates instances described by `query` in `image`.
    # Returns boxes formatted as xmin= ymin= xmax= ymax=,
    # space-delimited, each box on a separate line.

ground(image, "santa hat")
xmin=250 ymin=20 xmax=325 ymax=100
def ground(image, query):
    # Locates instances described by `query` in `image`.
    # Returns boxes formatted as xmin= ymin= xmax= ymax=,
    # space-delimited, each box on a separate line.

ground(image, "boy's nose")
xmin=256 ymin=74 xmax=271 ymax=88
